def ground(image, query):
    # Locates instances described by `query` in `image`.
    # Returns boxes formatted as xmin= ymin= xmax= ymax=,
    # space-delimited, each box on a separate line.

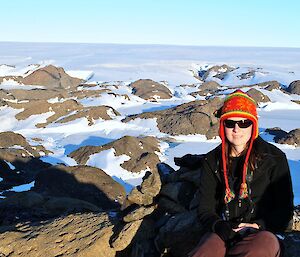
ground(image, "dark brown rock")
xmin=261 ymin=81 xmax=282 ymax=91
xmin=69 ymin=136 xmax=161 ymax=174
xmin=0 ymin=132 xmax=51 ymax=189
xmin=0 ymin=131 xmax=29 ymax=148
xmin=191 ymin=81 xmax=221 ymax=97
xmin=70 ymin=88 xmax=110 ymax=99
xmin=0 ymin=191 xmax=101 ymax=225
xmin=198 ymin=64 xmax=236 ymax=81
xmin=155 ymin=211 xmax=203 ymax=257
xmin=123 ymin=205 xmax=156 ymax=222
xmin=237 ymin=70 xmax=255 ymax=80
xmin=8 ymin=88 xmax=68 ymax=101
xmin=276 ymin=129 xmax=300 ymax=146
xmin=265 ymin=127 xmax=288 ymax=140
xmin=247 ymin=88 xmax=270 ymax=103
xmin=22 ymin=65 xmax=84 ymax=89
xmin=126 ymin=169 xmax=162 ymax=206
xmin=124 ymin=97 xmax=223 ymax=138
xmin=127 ymin=187 xmax=155 ymax=206
xmin=57 ymin=106 xmax=120 ymax=125
xmin=130 ymin=79 xmax=172 ymax=101
xmin=157 ymin=196 xmax=187 ymax=214
xmin=160 ymin=181 xmax=197 ymax=209
xmin=287 ymin=80 xmax=300 ymax=95
xmin=33 ymin=165 xmax=126 ymax=210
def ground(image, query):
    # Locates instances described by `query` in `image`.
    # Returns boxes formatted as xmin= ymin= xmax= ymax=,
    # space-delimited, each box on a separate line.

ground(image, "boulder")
xmin=246 ymin=88 xmax=270 ymax=103
xmin=33 ymin=165 xmax=126 ymax=210
xmin=287 ymin=80 xmax=300 ymax=95
xmin=261 ymin=81 xmax=282 ymax=91
xmin=130 ymin=79 xmax=172 ymax=101
xmin=0 ymin=65 xmax=83 ymax=91
xmin=190 ymin=81 xmax=220 ymax=97
xmin=127 ymin=168 xmax=162 ymax=206
xmin=276 ymin=129 xmax=300 ymax=146
xmin=265 ymin=127 xmax=288 ymax=140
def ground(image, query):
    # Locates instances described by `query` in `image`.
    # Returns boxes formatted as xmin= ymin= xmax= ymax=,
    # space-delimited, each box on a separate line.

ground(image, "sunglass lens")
xmin=224 ymin=119 xmax=253 ymax=128
xmin=238 ymin=120 xmax=253 ymax=128
xmin=224 ymin=120 xmax=236 ymax=128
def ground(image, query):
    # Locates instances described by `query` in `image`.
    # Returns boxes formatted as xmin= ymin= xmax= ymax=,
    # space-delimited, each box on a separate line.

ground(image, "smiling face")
xmin=224 ymin=117 xmax=253 ymax=154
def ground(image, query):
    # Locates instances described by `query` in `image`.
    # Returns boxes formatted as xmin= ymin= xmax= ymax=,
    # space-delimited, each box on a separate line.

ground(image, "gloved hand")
xmin=212 ymin=220 xmax=237 ymax=242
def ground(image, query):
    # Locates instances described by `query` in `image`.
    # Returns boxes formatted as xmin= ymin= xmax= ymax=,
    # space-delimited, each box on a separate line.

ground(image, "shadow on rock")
xmin=0 ymin=161 xmax=126 ymax=230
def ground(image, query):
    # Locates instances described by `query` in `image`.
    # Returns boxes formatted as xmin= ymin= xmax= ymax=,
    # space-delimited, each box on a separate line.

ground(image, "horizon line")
xmin=1 ymin=40 xmax=300 ymax=50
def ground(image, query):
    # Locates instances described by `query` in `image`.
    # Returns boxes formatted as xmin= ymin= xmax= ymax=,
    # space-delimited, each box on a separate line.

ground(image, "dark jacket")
xmin=181 ymin=136 xmax=294 ymax=233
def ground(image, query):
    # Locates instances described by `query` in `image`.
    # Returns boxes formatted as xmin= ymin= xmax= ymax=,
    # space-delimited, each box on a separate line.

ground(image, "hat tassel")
xmin=239 ymin=182 xmax=248 ymax=199
xmin=224 ymin=188 xmax=235 ymax=204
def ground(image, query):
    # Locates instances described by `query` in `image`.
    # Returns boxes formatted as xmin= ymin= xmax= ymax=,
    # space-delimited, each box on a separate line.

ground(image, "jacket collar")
xmin=203 ymin=136 xmax=276 ymax=182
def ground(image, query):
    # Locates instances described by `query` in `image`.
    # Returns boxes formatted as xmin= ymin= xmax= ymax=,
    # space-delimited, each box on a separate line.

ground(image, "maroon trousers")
xmin=189 ymin=231 xmax=281 ymax=257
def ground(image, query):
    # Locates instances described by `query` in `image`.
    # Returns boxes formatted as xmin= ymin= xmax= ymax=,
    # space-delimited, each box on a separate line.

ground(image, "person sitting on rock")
xmin=189 ymin=90 xmax=294 ymax=257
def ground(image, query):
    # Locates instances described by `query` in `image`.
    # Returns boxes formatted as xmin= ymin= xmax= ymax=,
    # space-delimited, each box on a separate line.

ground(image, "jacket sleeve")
xmin=254 ymin=153 xmax=294 ymax=232
xmin=197 ymin=162 xmax=222 ymax=231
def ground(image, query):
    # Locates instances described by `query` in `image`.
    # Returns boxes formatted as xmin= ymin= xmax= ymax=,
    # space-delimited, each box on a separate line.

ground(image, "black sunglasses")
xmin=224 ymin=119 xmax=253 ymax=129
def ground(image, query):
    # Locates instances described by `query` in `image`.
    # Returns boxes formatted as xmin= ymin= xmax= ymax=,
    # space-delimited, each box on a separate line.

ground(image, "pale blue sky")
xmin=1 ymin=0 xmax=299 ymax=47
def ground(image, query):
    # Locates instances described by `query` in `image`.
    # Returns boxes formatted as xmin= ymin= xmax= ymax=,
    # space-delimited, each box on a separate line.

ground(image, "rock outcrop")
xmin=9 ymin=99 xmax=82 ymax=127
xmin=247 ymin=88 xmax=271 ymax=103
xmin=0 ymin=65 xmax=84 ymax=90
xmin=8 ymin=99 xmax=120 ymax=127
xmin=69 ymin=136 xmax=161 ymax=173
xmin=0 ymin=212 xmax=117 ymax=257
xmin=198 ymin=64 xmax=236 ymax=81
xmin=130 ymin=79 xmax=172 ymax=101
xmin=0 ymin=131 xmax=51 ymax=191
xmin=22 ymin=65 xmax=84 ymax=89
xmin=124 ymin=97 xmax=223 ymax=139
xmin=7 ymin=88 xmax=69 ymax=101
xmin=261 ymin=80 xmax=282 ymax=91
xmin=287 ymin=80 xmax=300 ymax=95
xmin=190 ymin=81 xmax=220 ymax=97
xmin=275 ymin=129 xmax=300 ymax=146
xmin=57 ymin=106 xmax=120 ymax=125
xmin=33 ymin=165 xmax=126 ymax=210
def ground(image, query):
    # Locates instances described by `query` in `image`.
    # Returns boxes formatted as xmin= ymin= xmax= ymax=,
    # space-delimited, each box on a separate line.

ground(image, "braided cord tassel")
xmin=224 ymin=188 xmax=235 ymax=204
xmin=239 ymin=182 xmax=248 ymax=199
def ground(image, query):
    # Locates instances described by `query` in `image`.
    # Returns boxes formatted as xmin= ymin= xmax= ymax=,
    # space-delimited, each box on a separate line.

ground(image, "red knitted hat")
xmin=219 ymin=90 xmax=258 ymax=204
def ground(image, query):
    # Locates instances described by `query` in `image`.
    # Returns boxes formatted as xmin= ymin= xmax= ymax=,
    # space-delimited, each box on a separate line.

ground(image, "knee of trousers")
xmin=243 ymin=231 xmax=280 ymax=256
